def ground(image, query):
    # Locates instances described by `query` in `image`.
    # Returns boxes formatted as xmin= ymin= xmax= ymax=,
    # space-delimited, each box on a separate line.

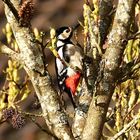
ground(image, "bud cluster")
xmin=11 ymin=113 xmax=26 ymax=129
xmin=18 ymin=0 xmax=34 ymax=27
xmin=2 ymin=107 xmax=15 ymax=120
xmin=2 ymin=107 xmax=26 ymax=129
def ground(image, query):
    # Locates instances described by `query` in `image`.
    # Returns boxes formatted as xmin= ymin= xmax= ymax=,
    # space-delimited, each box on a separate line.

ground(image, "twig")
xmin=18 ymin=109 xmax=59 ymax=139
xmin=0 ymin=120 xmax=6 ymax=125
xmin=18 ymin=110 xmax=43 ymax=117
xmin=30 ymin=117 xmax=59 ymax=140
xmin=104 ymin=123 xmax=116 ymax=135
xmin=124 ymin=102 xmax=139 ymax=120
xmin=0 ymin=43 xmax=22 ymax=62
xmin=0 ymin=112 xmax=6 ymax=125
xmin=110 ymin=115 xmax=140 ymax=140
xmin=128 ymin=31 xmax=140 ymax=40
xmin=118 ymin=62 xmax=140 ymax=83
xmin=2 ymin=0 xmax=19 ymax=21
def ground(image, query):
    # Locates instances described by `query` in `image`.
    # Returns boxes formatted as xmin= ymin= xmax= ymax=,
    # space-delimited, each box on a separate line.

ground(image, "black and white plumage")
xmin=55 ymin=26 xmax=83 ymax=107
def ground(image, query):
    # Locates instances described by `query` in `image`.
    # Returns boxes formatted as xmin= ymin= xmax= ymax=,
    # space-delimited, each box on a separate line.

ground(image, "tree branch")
xmin=72 ymin=2 xmax=101 ymax=137
xmin=99 ymin=0 xmax=114 ymax=47
xmin=0 ymin=43 xmax=21 ymax=61
xmin=72 ymin=78 xmax=92 ymax=139
xmin=2 ymin=0 xmax=19 ymax=21
xmin=3 ymin=0 xmax=74 ymax=139
xmin=128 ymin=31 xmax=140 ymax=40
xmin=82 ymin=0 xmax=137 ymax=139
xmin=29 ymin=116 xmax=59 ymax=140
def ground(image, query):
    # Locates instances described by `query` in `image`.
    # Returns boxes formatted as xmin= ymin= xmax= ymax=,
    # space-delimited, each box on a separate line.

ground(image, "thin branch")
xmin=18 ymin=110 xmax=43 ymax=118
xmin=2 ymin=0 xmax=19 ymax=21
xmin=29 ymin=116 xmax=59 ymax=140
xmin=110 ymin=115 xmax=140 ymax=140
xmin=128 ymin=31 xmax=140 ymax=40
xmin=0 ymin=43 xmax=22 ymax=61
xmin=0 ymin=112 xmax=6 ymax=125
xmin=124 ymin=101 xmax=140 ymax=120
xmin=19 ymin=109 xmax=59 ymax=139
xmin=118 ymin=62 xmax=140 ymax=83
xmin=104 ymin=123 xmax=116 ymax=135
xmin=0 ymin=120 xmax=6 ymax=125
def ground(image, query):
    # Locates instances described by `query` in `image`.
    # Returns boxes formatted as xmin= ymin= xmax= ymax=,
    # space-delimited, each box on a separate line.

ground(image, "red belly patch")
xmin=65 ymin=72 xmax=81 ymax=96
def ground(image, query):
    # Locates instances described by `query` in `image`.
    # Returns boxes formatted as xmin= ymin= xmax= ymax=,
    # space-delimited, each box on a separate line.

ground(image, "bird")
xmin=55 ymin=26 xmax=83 ymax=108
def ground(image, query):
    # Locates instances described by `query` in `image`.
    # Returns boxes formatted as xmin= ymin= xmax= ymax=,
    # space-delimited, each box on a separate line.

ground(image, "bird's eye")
xmin=65 ymin=29 xmax=70 ymax=33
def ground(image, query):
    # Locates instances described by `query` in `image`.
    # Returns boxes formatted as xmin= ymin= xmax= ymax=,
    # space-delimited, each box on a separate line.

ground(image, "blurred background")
xmin=0 ymin=0 xmax=84 ymax=140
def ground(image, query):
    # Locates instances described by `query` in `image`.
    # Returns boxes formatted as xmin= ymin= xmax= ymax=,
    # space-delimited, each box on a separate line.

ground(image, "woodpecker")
xmin=55 ymin=26 xmax=83 ymax=108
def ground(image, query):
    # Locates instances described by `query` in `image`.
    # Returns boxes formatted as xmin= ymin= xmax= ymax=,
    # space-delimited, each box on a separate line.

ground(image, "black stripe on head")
xmin=56 ymin=27 xmax=69 ymax=36
xmin=56 ymin=26 xmax=73 ymax=41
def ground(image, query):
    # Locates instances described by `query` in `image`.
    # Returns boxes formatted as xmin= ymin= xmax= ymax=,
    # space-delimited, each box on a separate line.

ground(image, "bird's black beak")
xmin=72 ymin=23 xmax=80 ymax=31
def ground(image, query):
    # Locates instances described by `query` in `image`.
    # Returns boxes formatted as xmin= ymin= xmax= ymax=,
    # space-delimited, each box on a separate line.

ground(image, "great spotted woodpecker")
xmin=55 ymin=26 xmax=83 ymax=108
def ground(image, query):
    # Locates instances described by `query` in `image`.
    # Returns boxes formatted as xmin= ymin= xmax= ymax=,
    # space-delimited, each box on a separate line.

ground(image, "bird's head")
xmin=56 ymin=26 xmax=73 ymax=41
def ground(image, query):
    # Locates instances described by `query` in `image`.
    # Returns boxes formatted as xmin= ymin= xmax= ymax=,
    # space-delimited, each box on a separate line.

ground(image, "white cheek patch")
xmin=58 ymin=34 xmax=66 ymax=40
xmin=57 ymin=40 xmax=65 ymax=47
xmin=58 ymin=32 xmax=70 ymax=40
